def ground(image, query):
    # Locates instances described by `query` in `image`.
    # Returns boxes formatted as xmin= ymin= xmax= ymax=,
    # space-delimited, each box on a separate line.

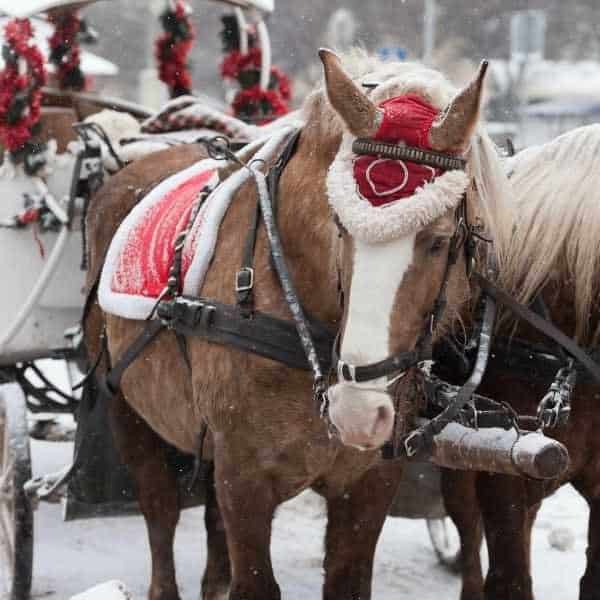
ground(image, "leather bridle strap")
xmin=332 ymin=196 xmax=468 ymax=385
xmin=473 ymin=272 xmax=600 ymax=384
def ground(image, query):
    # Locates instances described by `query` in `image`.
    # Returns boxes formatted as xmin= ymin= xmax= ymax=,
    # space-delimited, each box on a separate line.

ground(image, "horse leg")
xmin=441 ymin=469 xmax=484 ymax=600
xmin=572 ymin=479 xmax=600 ymax=600
xmin=213 ymin=444 xmax=281 ymax=600
xmin=201 ymin=463 xmax=231 ymax=600
xmin=476 ymin=473 xmax=536 ymax=600
xmin=108 ymin=390 xmax=182 ymax=600
xmin=321 ymin=461 xmax=402 ymax=600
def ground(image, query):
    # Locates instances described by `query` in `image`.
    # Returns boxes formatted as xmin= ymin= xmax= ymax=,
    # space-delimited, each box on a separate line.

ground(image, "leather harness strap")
xmin=473 ymin=272 xmax=600 ymax=384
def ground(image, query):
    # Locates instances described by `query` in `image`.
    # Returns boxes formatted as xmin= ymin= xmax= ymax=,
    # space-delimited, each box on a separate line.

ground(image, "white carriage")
xmin=0 ymin=2 xmax=464 ymax=597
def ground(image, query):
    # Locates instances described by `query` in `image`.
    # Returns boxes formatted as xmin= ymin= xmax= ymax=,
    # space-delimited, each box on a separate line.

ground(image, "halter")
xmin=330 ymin=170 xmax=472 ymax=388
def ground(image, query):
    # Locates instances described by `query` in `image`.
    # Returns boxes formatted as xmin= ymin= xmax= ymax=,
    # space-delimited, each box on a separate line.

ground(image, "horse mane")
xmin=497 ymin=124 xmax=600 ymax=343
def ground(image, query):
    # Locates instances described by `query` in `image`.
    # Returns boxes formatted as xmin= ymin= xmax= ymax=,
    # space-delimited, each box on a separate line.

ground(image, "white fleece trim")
xmin=326 ymin=133 xmax=469 ymax=244
xmin=98 ymin=127 xmax=297 ymax=320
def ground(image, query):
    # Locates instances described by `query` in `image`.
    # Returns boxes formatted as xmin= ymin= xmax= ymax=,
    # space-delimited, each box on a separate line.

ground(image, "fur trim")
xmin=327 ymin=132 xmax=469 ymax=243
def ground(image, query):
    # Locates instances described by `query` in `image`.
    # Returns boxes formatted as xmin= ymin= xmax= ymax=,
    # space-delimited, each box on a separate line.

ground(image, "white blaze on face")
xmin=328 ymin=233 xmax=416 ymax=450
xmin=342 ymin=233 xmax=416 ymax=366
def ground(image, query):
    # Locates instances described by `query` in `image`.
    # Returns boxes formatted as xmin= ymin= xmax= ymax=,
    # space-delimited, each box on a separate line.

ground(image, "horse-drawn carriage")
xmin=0 ymin=1 xmax=592 ymax=599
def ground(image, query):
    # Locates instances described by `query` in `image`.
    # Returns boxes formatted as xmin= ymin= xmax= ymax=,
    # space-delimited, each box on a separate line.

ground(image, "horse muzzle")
xmin=326 ymin=382 xmax=395 ymax=450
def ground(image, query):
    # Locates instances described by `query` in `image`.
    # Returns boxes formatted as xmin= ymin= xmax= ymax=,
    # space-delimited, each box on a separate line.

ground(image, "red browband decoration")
xmin=353 ymin=94 xmax=443 ymax=208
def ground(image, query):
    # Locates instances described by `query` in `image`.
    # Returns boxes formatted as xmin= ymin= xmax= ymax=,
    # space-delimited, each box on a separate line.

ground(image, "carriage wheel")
xmin=0 ymin=384 xmax=34 ymax=600
xmin=426 ymin=517 xmax=461 ymax=573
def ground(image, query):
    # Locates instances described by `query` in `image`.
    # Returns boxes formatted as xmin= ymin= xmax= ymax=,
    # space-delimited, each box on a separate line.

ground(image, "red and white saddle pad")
xmin=98 ymin=161 xmax=220 ymax=319
xmin=99 ymin=126 xmax=296 ymax=320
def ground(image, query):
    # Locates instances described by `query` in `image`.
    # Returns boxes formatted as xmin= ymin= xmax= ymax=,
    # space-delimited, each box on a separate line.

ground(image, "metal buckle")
xmin=404 ymin=431 xmax=420 ymax=458
xmin=337 ymin=360 xmax=356 ymax=383
xmin=235 ymin=267 xmax=254 ymax=293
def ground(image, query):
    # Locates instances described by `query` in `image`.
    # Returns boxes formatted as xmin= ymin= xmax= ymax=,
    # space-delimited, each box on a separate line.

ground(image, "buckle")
xmin=235 ymin=267 xmax=254 ymax=293
xmin=403 ymin=431 xmax=421 ymax=458
xmin=337 ymin=360 xmax=356 ymax=383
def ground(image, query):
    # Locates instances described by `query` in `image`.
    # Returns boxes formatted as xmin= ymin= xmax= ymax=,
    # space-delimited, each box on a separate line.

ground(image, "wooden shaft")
xmin=429 ymin=423 xmax=570 ymax=480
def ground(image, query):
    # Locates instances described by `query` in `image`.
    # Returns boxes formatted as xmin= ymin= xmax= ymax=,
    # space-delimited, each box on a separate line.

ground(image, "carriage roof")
xmin=213 ymin=0 xmax=274 ymax=13
xmin=0 ymin=0 xmax=274 ymax=19
xmin=0 ymin=15 xmax=118 ymax=75
xmin=0 ymin=0 xmax=104 ymax=18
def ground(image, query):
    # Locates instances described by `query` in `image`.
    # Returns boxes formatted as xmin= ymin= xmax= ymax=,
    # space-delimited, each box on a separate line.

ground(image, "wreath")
xmin=232 ymin=86 xmax=289 ymax=125
xmin=0 ymin=19 xmax=47 ymax=158
xmin=219 ymin=17 xmax=292 ymax=124
xmin=156 ymin=0 xmax=195 ymax=98
xmin=48 ymin=10 xmax=86 ymax=91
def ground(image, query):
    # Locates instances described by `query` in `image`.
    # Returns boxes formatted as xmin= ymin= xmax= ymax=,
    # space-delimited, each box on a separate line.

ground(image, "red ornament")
xmin=0 ymin=18 xmax=47 ymax=154
xmin=156 ymin=1 xmax=195 ymax=98
xmin=48 ymin=10 xmax=86 ymax=91
xmin=232 ymin=85 xmax=289 ymax=125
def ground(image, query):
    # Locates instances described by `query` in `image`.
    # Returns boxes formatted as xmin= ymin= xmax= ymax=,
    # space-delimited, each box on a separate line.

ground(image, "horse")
xmin=326 ymin=50 xmax=600 ymax=600
xmin=82 ymin=50 xmax=487 ymax=599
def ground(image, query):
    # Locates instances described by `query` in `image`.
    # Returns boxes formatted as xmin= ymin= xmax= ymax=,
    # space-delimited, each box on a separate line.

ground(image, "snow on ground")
xmin=30 ymin=438 xmax=589 ymax=600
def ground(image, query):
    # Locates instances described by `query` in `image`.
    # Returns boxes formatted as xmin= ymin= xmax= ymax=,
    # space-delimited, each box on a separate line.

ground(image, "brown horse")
xmin=327 ymin=51 xmax=600 ymax=600
xmin=85 ymin=50 xmax=483 ymax=599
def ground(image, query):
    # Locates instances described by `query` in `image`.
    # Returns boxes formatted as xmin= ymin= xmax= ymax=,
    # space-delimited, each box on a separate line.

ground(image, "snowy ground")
xmin=30 ymin=438 xmax=589 ymax=600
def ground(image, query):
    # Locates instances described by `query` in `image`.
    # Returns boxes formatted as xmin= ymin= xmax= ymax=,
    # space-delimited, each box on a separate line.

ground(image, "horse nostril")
xmin=371 ymin=404 xmax=393 ymax=439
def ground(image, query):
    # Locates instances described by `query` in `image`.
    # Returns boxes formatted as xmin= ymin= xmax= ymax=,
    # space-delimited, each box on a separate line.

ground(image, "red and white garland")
xmin=0 ymin=18 xmax=47 ymax=156
xmin=48 ymin=10 xmax=86 ymax=91
xmin=220 ymin=27 xmax=292 ymax=124
xmin=156 ymin=0 xmax=195 ymax=98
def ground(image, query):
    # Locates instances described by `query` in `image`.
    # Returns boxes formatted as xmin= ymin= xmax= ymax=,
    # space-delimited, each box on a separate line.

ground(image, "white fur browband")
xmin=327 ymin=133 xmax=469 ymax=244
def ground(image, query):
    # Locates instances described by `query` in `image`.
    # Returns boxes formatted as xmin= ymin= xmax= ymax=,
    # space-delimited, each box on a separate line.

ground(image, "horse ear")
xmin=318 ymin=48 xmax=382 ymax=138
xmin=429 ymin=60 xmax=489 ymax=153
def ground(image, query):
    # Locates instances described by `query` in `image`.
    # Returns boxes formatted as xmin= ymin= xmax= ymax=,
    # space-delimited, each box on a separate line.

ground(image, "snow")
xmin=30 ymin=438 xmax=589 ymax=599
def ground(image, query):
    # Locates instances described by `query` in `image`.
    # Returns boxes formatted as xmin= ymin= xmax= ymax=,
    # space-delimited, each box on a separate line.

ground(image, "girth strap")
xmin=473 ymin=272 xmax=600 ymax=384
xmin=101 ymin=319 xmax=165 ymax=396
xmin=157 ymin=295 xmax=334 ymax=372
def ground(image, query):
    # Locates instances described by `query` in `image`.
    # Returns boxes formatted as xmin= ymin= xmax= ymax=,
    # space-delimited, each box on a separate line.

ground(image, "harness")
xmin=96 ymin=130 xmax=600 ymax=462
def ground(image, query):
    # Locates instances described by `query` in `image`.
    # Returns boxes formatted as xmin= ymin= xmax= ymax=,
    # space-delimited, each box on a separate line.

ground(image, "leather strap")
xmin=473 ymin=272 xmax=600 ymax=384
xmin=101 ymin=319 xmax=165 ymax=397
xmin=157 ymin=295 xmax=334 ymax=373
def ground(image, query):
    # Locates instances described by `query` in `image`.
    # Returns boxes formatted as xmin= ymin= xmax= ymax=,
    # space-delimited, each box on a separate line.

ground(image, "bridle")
xmin=329 ymin=138 xmax=474 ymax=390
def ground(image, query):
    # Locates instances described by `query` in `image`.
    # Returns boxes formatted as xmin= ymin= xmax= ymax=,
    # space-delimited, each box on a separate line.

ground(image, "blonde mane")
xmin=499 ymin=125 xmax=600 ymax=343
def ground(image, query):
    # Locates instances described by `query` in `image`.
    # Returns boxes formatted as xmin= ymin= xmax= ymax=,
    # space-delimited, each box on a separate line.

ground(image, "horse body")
xmin=320 ymin=52 xmax=600 ymax=599
xmin=87 ymin=65 xmax=408 ymax=597
xmin=446 ymin=125 xmax=600 ymax=600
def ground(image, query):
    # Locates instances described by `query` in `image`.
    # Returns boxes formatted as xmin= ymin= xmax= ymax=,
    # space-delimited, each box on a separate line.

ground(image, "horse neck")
xmin=273 ymin=126 xmax=341 ymax=325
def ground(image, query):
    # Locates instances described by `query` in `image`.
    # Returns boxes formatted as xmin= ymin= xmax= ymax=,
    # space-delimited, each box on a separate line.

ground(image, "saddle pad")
xmin=99 ymin=160 xmax=220 ymax=320
xmin=99 ymin=126 xmax=297 ymax=320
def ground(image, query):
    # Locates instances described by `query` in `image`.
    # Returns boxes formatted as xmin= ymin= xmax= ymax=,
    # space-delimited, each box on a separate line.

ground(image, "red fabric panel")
xmin=111 ymin=169 xmax=216 ymax=297
xmin=353 ymin=94 xmax=442 ymax=207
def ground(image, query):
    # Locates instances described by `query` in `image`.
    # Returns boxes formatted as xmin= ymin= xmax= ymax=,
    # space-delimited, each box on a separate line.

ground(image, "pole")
xmin=423 ymin=0 xmax=436 ymax=64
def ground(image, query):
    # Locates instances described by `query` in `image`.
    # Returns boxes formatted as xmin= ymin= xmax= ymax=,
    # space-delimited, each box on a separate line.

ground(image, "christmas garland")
xmin=156 ymin=0 xmax=195 ymax=98
xmin=219 ymin=15 xmax=291 ymax=124
xmin=0 ymin=18 xmax=47 ymax=157
xmin=221 ymin=46 xmax=292 ymax=124
xmin=48 ymin=10 xmax=86 ymax=91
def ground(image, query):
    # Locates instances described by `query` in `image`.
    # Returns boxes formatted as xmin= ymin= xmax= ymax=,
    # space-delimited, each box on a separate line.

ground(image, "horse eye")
xmin=428 ymin=237 xmax=448 ymax=255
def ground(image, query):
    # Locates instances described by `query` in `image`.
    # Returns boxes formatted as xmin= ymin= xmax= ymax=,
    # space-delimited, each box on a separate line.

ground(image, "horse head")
xmin=319 ymin=50 xmax=491 ymax=450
